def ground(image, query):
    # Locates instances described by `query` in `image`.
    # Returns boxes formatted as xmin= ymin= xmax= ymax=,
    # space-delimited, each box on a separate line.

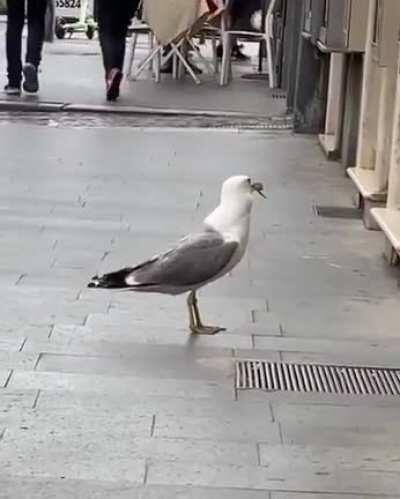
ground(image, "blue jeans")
xmin=6 ymin=0 xmax=47 ymax=86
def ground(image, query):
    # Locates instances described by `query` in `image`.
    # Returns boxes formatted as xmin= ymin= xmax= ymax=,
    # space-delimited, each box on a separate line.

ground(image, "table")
xmin=143 ymin=0 xmax=211 ymax=46
xmin=136 ymin=0 xmax=218 ymax=84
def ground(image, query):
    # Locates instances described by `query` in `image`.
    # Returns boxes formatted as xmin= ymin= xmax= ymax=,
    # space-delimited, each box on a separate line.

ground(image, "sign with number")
xmin=56 ymin=0 xmax=82 ymax=17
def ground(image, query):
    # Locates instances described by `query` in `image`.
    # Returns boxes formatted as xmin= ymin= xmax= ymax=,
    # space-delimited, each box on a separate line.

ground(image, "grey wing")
xmin=128 ymin=231 xmax=238 ymax=287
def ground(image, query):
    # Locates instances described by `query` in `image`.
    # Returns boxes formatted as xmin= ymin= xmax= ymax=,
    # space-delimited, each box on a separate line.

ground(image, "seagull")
xmin=88 ymin=175 xmax=265 ymax=335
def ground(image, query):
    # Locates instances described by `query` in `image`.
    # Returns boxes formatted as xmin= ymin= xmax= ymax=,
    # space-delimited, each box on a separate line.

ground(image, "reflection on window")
xmin=304 ymin=0 xmax=312 ymax=31
xmin=322 ymin=0 xmax=329 ymax=27
xmin=372 ymin=0 xmax=380 ymax=45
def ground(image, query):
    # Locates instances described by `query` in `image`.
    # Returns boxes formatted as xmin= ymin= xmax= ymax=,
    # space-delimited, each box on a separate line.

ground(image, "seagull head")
xmin=220 ymin=175 xmax=266 ymax=203
xmin=204 ymin=175 xmax=265 ymax=233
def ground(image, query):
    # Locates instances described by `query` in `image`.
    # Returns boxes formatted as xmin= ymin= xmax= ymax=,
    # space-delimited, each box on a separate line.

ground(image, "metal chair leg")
xmin=266 ymin=35 xmax=275 ymax=89
xmin=127 ymin=32 xmax=139 ymax=80
xmin=133 ymin=45 xmax=162 ymax=80
xmin=220 ymin=32 xmax=231 ymax=86
xmin=211 ymin=35 xmax=219 ymax=74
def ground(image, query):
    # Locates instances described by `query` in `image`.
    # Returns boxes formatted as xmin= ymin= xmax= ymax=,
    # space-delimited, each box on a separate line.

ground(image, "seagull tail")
xmin=88 ymin=267 xmax=134 ymax=289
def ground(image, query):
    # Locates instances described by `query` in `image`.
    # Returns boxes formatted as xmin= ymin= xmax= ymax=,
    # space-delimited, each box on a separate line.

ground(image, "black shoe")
xmin=3 ymin=84 xmax=21 ymax=96
xmin=216 ymin=44 xmax=249 ymax=61
xmin=160 ymin=59 xmax=173 ymax=74
xmin=23 ymin=63 xmax=39 ymax=93
xmin=232 ymin=47 xmax=250 ymax=61
xmin=106 ymin=68 xmax=123 ymax=101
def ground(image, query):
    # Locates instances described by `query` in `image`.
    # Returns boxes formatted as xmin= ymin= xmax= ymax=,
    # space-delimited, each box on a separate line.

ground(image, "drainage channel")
xmin=236 ymin=360 xmax=400 ymax=396
xmin=0 ymin=111 xmax=293 ymax=130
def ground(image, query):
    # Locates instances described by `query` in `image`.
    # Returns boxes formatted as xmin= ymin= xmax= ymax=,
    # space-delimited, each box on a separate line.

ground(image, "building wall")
xmin=285 ymin=0 xmax=400 ymax=260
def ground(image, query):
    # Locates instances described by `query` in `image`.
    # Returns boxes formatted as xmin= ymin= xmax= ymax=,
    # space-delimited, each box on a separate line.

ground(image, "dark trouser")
xmin=96 ymin=0 xmax=140 ymax=74
xmin=231 ymin=0 xmax=263 ymax=29
xmin=6 ymin=0 xmax=47 ymax=86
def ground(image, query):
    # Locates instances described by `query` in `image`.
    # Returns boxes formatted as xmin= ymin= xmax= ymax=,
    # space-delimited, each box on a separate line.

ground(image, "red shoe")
xmin=106 ymin=68 xmax=123 ymax=101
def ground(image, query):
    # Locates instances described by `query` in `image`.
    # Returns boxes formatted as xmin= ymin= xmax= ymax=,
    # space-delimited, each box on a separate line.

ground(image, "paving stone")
xmin=0 ymin=479 xmax=269 ymax=499
xmin=88 ymin=305 xmax=249 ymax=331
xmin=139 ymin=485 xmax=269 ymax=499
xmin=0 ymin=370 xmax=11 ymax=388
xmin=16 ymin=271 xmax=90 ymax=290
xmin=233 ymin=349 xmax=281 ymax=361
xmin=0 ymin=214 xmax=128 ymax=232
xmin=253 ymin=335 xmax=400 ymax=358
xmin=0 ymin=390 xmax=38 ymax=413
xmin=8 ymin=371 xmax=234 ymax=400
xmin=51 ymin=323 xmax=253 ymax=349
xmin=0 ymin=335 xmax=25 ymax=351
xmin=0 ymin=271 xmax=21 ymax=286
xmin=0 ymin=404 xmax=153 ymax=430
xmin=281 ymin=421 xmax=400 ymax=447
xmin=154 ymin=414 xmax=278 ymax=443
xmin=0 ymin=406 xmax=152 ymax=484
xmin=258 ymin=444 xmax=400 ymax=473
xmin=0 ymin=350 xmax=40 ymax=371
xmin=34 ymin=350 xmax=235 ymax=381
xmin=1 ymin=444 xmax=145 ymax=484
xmin=1 ymin=422 xmax=258 ymax=467
xmin=109 ymin=295 xmax=268 ymax=314
xmin=271 ymin=296 xmax=400 ymax=339
xmin=271 ymin=402 xmax=400 ymax=426
xmin=144 ymin=438 xmax=259 ymax=466
xmin=24 ymin=335 xmax=233 ymax=358
xmin=36 ymin=390 xmax=270 ymax=422
xmin=271 ymin=494 xmax=399 ymax=499
xmin=0 ymin=325 xmax=51 ymax=341
xmin=237 ymin=388 xmax=400 ymax=407
xmin=250 ymin=311 xmax=282 ymax=333
xmin=146 ymin=461 xmax=400 ymax=494
xmin=229 ymin=325 xmax=282 ymax=337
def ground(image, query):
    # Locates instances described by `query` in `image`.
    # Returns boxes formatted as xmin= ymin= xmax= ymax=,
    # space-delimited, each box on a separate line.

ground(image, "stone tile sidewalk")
xmin=0 ymin=122 xmax=400 ymax=497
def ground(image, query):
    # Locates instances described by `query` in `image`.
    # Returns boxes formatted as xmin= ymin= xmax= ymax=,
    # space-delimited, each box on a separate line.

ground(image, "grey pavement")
xmin=0 ymin=117 xmax=400 ymax=499
xmin=0 ymin=27 xmax=286 ymax=117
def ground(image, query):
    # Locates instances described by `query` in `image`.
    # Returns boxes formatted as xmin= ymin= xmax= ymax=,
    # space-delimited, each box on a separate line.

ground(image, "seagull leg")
xmin=188 ymin=290 xmax=225 ymax=335
xmin=187 ymin=291 xmax=197 ymax=330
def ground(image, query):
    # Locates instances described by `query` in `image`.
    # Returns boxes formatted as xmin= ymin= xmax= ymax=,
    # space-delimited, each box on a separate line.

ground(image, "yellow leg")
xmin=187 ymin=290 xmax=225 ymax=335
xmin=187 ymin=291 xmax=197 ymax=330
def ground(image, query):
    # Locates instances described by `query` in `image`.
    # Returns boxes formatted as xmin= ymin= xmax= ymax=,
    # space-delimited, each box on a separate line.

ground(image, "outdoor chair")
xmin=126 ymin=1 xmax=155 ymax=81
xmin=219 ymin=0 xmax=276 ymax=88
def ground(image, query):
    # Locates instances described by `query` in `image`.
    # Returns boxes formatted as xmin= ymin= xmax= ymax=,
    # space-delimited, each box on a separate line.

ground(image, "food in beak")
xmin=251 ymin=182 xmax=266 ymax=198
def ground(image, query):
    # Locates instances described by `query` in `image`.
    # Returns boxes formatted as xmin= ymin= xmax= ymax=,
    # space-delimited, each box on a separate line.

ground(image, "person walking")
xmin=95 ymin=0 xmax=140 ymax=101
xmin=4 ymin=0 xmax=51 ymax=95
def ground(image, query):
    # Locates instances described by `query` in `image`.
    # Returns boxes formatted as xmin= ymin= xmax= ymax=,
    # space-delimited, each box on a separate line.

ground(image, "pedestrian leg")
xmin=5 ymin=0 xmax=25 ymax=92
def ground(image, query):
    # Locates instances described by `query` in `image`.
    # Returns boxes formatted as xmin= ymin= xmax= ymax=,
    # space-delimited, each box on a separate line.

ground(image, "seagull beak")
xmin=251 ymin=182 xmax=266 ymax=198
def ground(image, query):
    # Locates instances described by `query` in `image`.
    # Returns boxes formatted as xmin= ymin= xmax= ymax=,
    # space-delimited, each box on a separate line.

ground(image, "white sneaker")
xmin=3 ymin=84 xmax=21 ymax=96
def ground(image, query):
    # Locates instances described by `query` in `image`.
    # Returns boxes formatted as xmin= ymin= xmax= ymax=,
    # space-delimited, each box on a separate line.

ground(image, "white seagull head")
xmin=204 ymin=175 xmax=265 ymax=234
xmin=220 ymin=175 xmax=265 ymax=204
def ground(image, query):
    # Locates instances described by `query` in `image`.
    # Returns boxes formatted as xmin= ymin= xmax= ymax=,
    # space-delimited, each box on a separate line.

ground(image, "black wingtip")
xmin=87 ymin=268 xmax=133 ymax=289
xmin=88 ymin=275 xmax=99 ymax=288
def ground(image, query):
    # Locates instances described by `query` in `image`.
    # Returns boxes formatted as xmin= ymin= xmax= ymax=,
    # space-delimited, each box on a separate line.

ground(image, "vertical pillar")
xmin=318 ymin=52 xmax=346 ymax=157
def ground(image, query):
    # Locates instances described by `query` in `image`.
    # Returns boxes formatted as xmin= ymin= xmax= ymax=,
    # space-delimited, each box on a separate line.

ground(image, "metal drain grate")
xmin=315 ymin=205 xmax=362 ymax=220
xmin=236 ymin=360 xmax=400 ymax=396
